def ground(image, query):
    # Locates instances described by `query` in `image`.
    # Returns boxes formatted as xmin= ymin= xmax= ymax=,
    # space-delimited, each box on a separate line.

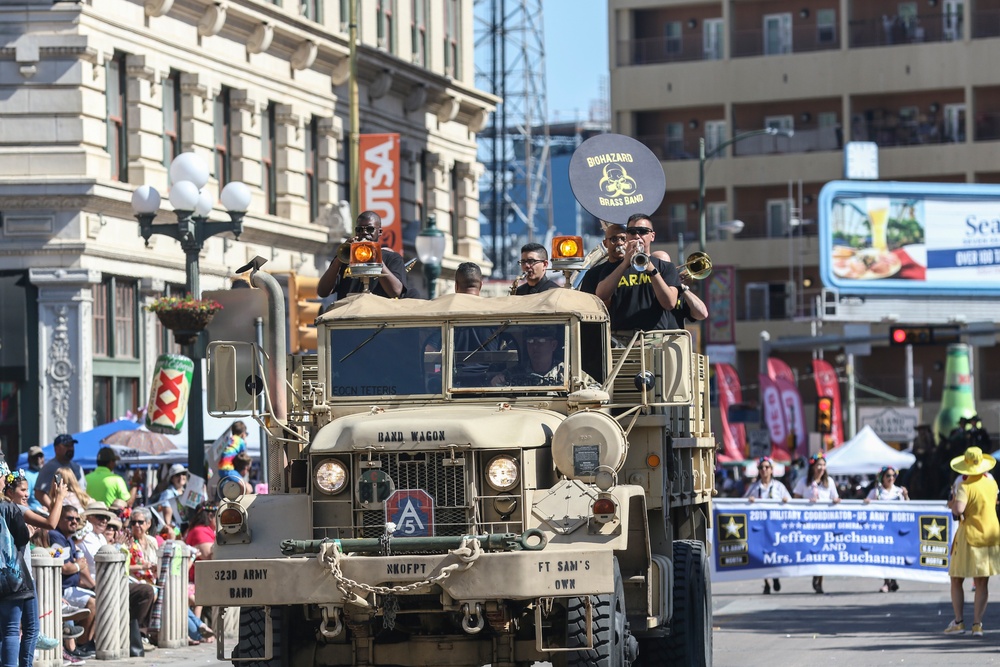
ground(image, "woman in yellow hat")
xmin=944 ymin=446 xmax=1000 ymax=637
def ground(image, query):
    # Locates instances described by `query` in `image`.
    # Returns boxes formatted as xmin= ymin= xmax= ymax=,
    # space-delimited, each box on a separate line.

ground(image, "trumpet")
xmin=631 ymin=241 xmax=650 ymax=273
xmin=510 ymin=272 xmax=527 ymax=295
xmin=336 ymin=240 xmax=354 ymax=264
xmin=678 ymin=251 xmax=713 ymax=281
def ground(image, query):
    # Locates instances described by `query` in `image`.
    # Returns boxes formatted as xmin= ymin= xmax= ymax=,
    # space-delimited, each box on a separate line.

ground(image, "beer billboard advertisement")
xmin=359 ymin=133 xmax=401 ymax=253
xmin=818 ymin=180 xmax=1000 ymax=295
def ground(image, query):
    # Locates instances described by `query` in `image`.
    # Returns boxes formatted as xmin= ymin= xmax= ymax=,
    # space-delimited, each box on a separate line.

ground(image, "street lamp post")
xmin=415 ymin=214 xmax=446 ymax=299
xmin=130 ymin=152 xmax=251 ymax=479
xmin=698 ymin=127 xmax=793 ymax=252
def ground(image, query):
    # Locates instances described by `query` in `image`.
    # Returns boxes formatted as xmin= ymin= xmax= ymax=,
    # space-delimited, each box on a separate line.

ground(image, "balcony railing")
xmin=618 ymin=35 xmax=722 ymax=66
xmin=975 ymin=112 xmax=1000 ymax=141
xmin=849 ymin=12 xmax=963 ymax=47
xmin=851 ymin=119 xmax=964 ymax=146
xmin=732 ymin=126 xmax=841 ymax=155
xmin=972 ymin=10 xmax=1000 ymax=38
xmin=635 ymin=133 xmax=701 ymax=161
xmin=731 ymin=24 xmax=840 ymax=58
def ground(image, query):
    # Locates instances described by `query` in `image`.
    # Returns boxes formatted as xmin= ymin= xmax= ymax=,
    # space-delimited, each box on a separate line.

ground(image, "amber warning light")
xmin=551 ymin=235 xmax=586 ymax=270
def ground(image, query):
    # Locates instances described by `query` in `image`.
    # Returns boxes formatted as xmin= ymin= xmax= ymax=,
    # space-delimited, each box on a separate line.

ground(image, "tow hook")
xmin=319 ymin=606 xmax=344 ymax=638
xmin=461 ymin=602 xmax=485 ymax=634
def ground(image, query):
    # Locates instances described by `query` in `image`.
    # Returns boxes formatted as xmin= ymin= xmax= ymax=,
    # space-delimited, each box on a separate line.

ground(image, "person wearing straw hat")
xmin=944 ymin=446 xmax=1000 ymax=637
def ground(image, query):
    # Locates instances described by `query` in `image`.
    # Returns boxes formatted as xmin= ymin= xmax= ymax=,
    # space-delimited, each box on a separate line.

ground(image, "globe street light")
xmin=415 ymin=214 xmax=446 ymax=299
xmin=130 ymin=151 xmax=251 ymax=478
xmin=698 ymin=128 xmax=793 ymax=252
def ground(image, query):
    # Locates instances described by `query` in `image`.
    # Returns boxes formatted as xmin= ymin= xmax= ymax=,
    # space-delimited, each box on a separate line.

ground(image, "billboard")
xmin=818 ymin=180 xmax=1000 ymax=295
xmin=359 ymin=133 xmax=401 ymax=253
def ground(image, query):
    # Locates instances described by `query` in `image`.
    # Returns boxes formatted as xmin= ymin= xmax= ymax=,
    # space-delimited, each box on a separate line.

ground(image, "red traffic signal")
xmin=817 ymin=397 xmax=834 ymax=434
xmin=888 ymin=325 xmax=960 ymax=346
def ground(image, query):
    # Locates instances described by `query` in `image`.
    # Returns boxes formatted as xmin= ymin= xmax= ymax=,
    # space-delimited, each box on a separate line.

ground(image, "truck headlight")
xmin=486 ymin=455 xmax=519 ymax=491
xmin=315 ymin=459 xmax=349 ymax=495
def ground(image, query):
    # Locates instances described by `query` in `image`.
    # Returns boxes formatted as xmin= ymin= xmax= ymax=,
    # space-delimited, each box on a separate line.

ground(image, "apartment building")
xmin=610 ymin=0 xmax=1000 ymax=433
xmin=0 ymin=0 xmax=494 ymax=453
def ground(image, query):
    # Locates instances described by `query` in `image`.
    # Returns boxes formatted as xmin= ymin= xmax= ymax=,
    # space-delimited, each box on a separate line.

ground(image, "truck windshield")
xmin=451 ymin=323 xmax=568 ymax=390
xmin=329 ymin=326 xmax=441 ymax=398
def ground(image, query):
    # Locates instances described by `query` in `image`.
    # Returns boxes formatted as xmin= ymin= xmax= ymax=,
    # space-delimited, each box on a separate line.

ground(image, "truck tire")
xmin=564 ymin=557 xmax=634 ymax=667
xmin=234 ymin=606 xmax=285 ymax=667
xmin=635 ymin=540 xmax=712 ymax=666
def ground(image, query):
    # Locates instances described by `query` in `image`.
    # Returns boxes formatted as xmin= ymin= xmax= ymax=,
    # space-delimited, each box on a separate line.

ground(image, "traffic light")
xmin=817 ymin=396 xmax=833 ymax=434
xmin=889 ymin=325 xmax=960 ymax=346
xmin=288 ymin=273 xmax=321 ymax=353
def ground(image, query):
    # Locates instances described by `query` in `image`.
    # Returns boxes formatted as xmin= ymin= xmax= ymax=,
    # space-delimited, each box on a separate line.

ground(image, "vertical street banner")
xmin=758 ymin=374 xmax=789 ymax=459
xmin=706 ymin=266 xmax=735 ymax=344
xmin=767 ymin=357 xmax=795 ymax=384
xmin=775 ymin=377 xmax=808 ymax=457
xmin=359 ymin=133 xmax=401 ymax=253
xmin=714 ymin=363 xmax=746 ymax=461
xmin=711 ymin=499 xmax=954 ymax=583
xmin=812 ymin=358 xmax=844 ymax=446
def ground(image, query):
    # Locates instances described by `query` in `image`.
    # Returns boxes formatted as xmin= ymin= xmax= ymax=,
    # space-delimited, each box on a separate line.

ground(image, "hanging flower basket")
xmin=147 ymin=296 xmax=223 ymax=343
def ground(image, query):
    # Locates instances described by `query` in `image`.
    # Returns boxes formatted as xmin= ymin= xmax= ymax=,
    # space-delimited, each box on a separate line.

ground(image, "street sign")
xmin=385 ymin=489 xmax=435 ymax=537
xmin=858 ymin=406 xmax=920 ymax=442
xmin=749 ymin=429 xmax=771 ymax=458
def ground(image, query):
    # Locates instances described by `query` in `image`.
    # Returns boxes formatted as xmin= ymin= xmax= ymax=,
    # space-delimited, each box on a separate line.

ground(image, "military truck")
xmin=196 ymin=267 xmax=715 ymax=667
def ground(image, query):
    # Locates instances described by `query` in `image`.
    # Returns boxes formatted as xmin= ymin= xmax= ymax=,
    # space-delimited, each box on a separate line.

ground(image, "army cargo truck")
xmin=196 ymin=272 xmax=715 ymax=667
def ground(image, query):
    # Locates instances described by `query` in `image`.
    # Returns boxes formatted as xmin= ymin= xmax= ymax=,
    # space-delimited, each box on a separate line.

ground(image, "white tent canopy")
xmin=824 ymin=425 xmax=916 ymax=475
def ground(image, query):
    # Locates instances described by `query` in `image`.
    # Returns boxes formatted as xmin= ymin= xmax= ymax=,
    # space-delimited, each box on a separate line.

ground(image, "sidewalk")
xmin=98 ymin=640 xmax=229 ymax=667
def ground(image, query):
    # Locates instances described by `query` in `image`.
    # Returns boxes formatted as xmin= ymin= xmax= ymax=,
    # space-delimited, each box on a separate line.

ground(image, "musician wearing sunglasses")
xmin=579 ymin=215 xmax=682 ymax=336
xmin=318 ymin=210 xmax=407 ymax=300
xmin=513 ymin=243 xmax=559 ymax=295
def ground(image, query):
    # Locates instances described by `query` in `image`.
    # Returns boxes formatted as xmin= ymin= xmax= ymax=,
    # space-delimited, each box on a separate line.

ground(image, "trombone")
xmin=678 ymin=251 xmax=713 ymax=281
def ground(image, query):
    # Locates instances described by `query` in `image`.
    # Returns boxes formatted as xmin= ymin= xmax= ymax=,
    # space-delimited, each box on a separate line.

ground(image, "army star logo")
xmin=923 ymin=518 xmax=945 ymax=541
xmin=719 ymin=514 xmax=747 ymax=541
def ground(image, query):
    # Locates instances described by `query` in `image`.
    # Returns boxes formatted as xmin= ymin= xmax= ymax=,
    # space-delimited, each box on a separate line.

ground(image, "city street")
xmin=713 ymin=575 xmax=1000 ymax=665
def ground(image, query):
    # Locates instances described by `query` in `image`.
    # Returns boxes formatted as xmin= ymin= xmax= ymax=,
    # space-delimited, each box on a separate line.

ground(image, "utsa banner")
xmin=711 ymin=499 xmax=955 ymax=584
xmin=359 ymin=133 xmax=401 ymax=253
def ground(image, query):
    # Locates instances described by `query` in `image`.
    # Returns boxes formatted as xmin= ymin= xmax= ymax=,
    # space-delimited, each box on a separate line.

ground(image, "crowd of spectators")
xmin=0 ymin=424 xmax=254 ymax=667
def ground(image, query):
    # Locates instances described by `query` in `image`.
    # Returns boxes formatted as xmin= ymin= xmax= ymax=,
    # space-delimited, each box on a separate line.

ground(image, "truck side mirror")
xmin=207 ymin=341 xmax=260 ymax=416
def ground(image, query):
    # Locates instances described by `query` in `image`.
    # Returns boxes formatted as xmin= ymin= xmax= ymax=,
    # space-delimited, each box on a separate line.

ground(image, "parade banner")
xmin=759 ymin=374 xmax=787 ymax=453
xmin=711 ymin=499 xmax=955 ymax=583
xmin=812 ymin=358 xmax=844 ymax=446
xmin=359 ymin=133 xmax=401 ymax=253
xmin=714 ymin=363 xmax=746 ymax=461
xmin=775 ymin=377 xmax=808 ymax=457
xmin=767 ymin=357 xmax=795 ymax=384
xmin=706 ymin=266 xmax=736 ymax=345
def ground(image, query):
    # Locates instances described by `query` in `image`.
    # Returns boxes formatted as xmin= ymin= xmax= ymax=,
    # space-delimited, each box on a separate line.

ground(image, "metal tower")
xmin=474 ymin=0 xmax=552 ymax=279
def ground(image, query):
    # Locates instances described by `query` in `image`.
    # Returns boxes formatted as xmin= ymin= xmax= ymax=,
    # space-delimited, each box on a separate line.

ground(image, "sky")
xmin=542 ymin=1 xmax=610 ymax=124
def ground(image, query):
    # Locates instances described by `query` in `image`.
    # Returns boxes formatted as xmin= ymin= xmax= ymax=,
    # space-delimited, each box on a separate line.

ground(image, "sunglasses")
xmin=129 ymin=521 xmax=146 ymax=527
xmin=354 ymin=225 xmax=378 ymax=235
xmin=626 ymin=227 xmax=653 ymax=236
xmin=884 ymin=472 xmax=897 ymax=477
xmin=519 ymin=259 xmax=545 ymax=267
xmin=64 ymin=516 xmax=80 ymax=524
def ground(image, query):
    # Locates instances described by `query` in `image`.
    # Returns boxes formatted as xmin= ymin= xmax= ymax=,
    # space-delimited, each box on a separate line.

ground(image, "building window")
xmin=302 ymin=0 xmax=322 ymax=22
xmin=377 ymin=0 xmax=396 ymax=53
xmin=155 ymin=285 xmax=184 ymax=356
xmin=305 ymin=116 xmax=320 ymax=222
xmin=707 ymin=202 xmax=729 ymax=239
xmin=339 ymin=0 xmax=349 ymax=30
xmin=106 ymin=52 xmax=128 ymax=182
xmin=93 ymin=377 xmax=140 ymax=425
xmin=664 ymin=21 xmax=682 ymax=54
xmin=93 ymin=278 xmax=138 ymax=359
xmin=668 ymin=203 xmax=687 ymax=239
xmin=214 ymin=86 xmax=233 ymax=186
xmin=415 ymin=150 xmax=426 ymax=225
xmin=262 ymin=104 xmax=277 ymax=216
xmin=162 ymin=70 xmax=183 ymax=167
xmin=817 ymin=9 xmax=836 ymax=44
xmin=450 ymin=164 xmax=459 ymax=254
xmin=444 ymin=0 xmax=460 ymax=78
xmin=411 ymin=0 xmax=428 ymax=66
xmin=766 ymin=198 xmax=792 ymax=237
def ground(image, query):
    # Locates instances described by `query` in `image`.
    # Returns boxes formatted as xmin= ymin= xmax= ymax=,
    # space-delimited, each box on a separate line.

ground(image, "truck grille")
xmin=357 ymin=452 xmax=470 ymax=537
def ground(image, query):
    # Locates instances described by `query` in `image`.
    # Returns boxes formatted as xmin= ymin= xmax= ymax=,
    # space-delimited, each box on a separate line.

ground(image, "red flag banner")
xmin=759 ymin=374 xmax=790 ymax=460
xmin=359 ymin=133 xmax=401 ymax=253
xmin=714 ymin=363 xmax=746 ymax=462
xmin=812 ymin=358 xmax=844 ymax=446
xmin=767 ymin=357 xmax=795 ymax=384
xmin=775 ymin=377 xmax=808 ymax=457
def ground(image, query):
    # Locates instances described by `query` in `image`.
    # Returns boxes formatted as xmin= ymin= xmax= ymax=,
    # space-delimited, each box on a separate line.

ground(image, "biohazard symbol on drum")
xmin=385 ymin=489 xmax=435 ymax=537
xmin=151 ymin=369 xmax=185 ymax=423
xmin=598 ymin=163 xmax=637 ymax=199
